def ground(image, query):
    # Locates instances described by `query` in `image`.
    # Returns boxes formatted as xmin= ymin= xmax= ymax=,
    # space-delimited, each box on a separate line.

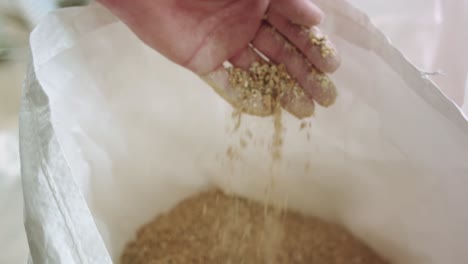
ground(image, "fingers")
xmin=306 ymin=67 xmax=337 ymax=107
xmin=251 ymin=24 xmax=337 ymax=107
xmin=270 ymin=0 xmax=324 ymax=27
xmin=278 ymin=81 xmax=316 ymax=119
xmin=267 ymin=9 xmax=340 ymax=73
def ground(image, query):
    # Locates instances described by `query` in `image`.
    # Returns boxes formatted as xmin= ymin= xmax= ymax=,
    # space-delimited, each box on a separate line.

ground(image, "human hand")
xmin=98 ymin=0 xmax=340 ymax=118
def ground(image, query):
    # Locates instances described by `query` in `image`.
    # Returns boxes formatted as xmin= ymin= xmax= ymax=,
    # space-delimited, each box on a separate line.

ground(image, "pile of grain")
xmin=121 ymin=190 xmax=387 ymax=264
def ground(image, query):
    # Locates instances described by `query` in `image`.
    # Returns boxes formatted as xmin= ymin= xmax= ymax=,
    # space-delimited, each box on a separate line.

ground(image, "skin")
xmin=98 ymin=0 xmax=341 ymax=117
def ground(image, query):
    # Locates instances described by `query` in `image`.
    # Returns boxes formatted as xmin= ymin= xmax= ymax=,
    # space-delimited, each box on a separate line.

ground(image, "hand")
xmin=98 ymin=0 xmax=340 ymax=118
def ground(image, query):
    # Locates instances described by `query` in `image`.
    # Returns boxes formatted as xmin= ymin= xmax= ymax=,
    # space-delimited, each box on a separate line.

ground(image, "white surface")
xmin=351 ymin=0 xmax=468 ymax=107
xmin=21 ymin=1 xmax=468 ymax=264
xmin=0 ymin=0 xmax=55 ymax=263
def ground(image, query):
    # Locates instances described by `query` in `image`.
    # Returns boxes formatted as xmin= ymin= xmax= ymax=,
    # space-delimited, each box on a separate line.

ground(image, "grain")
xmin=227 ymin=62 xmax=314 ymax=118
xmin=309 ymin=30 xmax=335 ymax=59
xmin=121 ymin=190 xmax=388 ymax=264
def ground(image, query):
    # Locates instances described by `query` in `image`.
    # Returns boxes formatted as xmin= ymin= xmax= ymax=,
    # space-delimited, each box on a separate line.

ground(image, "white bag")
xmin=20 ymin=1 xmax=468 ymax=263
xmin=350 ymin=0 xmax=468 ymax=109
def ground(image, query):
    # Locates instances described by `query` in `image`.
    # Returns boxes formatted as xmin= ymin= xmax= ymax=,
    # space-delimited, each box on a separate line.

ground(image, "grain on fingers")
xmin=251 ymin=23 xmax=337 ymax=107
xmin=267 ymin=9 xmax=340 ymax=73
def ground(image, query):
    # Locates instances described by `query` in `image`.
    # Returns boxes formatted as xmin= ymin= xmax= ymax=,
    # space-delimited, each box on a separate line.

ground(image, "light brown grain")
xmin=121 ymin=190 xmax=388 ymax=264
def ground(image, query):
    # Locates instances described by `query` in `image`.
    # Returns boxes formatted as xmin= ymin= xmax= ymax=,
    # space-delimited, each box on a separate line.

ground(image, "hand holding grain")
xmin=98 ymin=0 xmax=340 ymax=118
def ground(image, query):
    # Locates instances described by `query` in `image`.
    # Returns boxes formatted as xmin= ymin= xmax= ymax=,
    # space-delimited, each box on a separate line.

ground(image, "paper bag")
xmin=20 ymin=1 xmax=468 ymax=263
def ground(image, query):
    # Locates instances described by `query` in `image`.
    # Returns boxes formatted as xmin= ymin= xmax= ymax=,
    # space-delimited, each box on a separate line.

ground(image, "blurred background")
xmin=0 ymin=0 xmax=467 ymax=263
xmin=0 ymin=1 xmax=89 ymax=263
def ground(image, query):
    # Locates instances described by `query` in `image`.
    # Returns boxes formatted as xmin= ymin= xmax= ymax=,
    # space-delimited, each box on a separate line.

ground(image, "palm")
xmin=102 ymin=0 xmax=267 ymax=73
